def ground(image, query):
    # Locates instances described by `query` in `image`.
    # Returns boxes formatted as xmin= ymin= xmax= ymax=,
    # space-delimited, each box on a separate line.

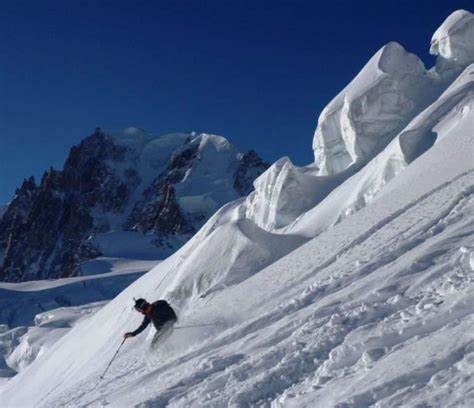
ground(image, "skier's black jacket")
xmin=131 ymin=300 xmax=177 ymax=336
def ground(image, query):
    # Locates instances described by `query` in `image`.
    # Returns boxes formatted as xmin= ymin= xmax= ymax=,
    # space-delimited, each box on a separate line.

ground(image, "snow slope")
xmin=1 ymin=9 xmax=473 ymax=408
xmin=2 ymin=98 xmax=472 ymax=408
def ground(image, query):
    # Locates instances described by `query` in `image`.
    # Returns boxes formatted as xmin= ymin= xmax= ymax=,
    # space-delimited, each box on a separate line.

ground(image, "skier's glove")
xmin=124 ymin=332 xmax=134 ymax=339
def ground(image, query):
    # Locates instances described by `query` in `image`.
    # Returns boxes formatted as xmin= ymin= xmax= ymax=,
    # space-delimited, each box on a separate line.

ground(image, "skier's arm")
xmin=130 ymin=315 xmax=151 ymax=337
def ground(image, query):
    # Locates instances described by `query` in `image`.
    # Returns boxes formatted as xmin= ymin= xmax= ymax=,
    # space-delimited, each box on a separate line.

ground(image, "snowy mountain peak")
xmin=104 ymin=129 xmax=235 ymax=168
xmin=430 ymin=9 xmax=474 ymax=67
xmin=192 ymin=133 xmax=232 ymax=151
xmin=104 ymin=126 xmax=153 ymax=151
xmin=0 ymin=129 xmax=268 ymax=282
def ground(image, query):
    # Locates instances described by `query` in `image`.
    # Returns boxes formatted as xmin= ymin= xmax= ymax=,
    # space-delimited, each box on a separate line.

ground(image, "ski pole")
xmin=174 ymin=323 xmax=215 ymax=330
xmin=100 ymin=337 xmax=126 ymax=380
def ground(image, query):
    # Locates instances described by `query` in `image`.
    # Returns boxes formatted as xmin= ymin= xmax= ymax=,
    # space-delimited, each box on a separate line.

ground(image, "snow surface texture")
xmin=1 ymin=9 xmax=474 ymax=408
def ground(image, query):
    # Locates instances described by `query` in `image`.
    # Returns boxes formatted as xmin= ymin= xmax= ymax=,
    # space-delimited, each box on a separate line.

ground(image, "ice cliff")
xmin=245 ymin=10 xmax=474 ymax=232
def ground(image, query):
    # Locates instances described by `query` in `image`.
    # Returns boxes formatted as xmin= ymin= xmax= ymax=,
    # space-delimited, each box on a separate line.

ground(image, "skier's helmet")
xmin=134 ymin=298 xmax=148 ymax=312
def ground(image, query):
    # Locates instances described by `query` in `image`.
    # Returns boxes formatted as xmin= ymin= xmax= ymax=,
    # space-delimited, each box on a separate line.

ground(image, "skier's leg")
xmin=150 ymin=320 xmax=165 ymax=348
xmin=150 ymin=318 xmax=177 ymax=349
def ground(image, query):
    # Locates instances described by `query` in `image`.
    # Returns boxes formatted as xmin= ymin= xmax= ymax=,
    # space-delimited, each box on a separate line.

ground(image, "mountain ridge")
xmin=0 ymin=129 xmax=268 ymax=282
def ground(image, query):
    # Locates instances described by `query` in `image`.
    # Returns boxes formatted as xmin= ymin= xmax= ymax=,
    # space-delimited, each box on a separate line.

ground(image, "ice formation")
xmin=244 ymin=157 xmax=348 ymax=230
xmin=312 ymin=42 xmax=439 ymax=176
xmin=430 ymin=9 xmax=474 ymax=68
xmin=245 ymin=10 xmax=474 ymax=232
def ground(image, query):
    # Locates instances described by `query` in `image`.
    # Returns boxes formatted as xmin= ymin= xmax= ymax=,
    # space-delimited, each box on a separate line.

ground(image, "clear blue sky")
xmin=0 ymin=0 xmax=469 ymax=203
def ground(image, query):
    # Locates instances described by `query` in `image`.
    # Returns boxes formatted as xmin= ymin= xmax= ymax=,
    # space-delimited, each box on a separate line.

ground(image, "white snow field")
xmin=1 ymin=9 xmax=474 ymax=408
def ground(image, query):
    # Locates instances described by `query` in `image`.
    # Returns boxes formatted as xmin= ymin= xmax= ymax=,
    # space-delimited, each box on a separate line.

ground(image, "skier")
xmin=124 ymin=298 xmax=177 ymax=345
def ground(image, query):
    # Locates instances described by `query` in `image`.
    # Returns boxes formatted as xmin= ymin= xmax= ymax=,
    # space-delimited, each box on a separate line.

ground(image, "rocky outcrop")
xmin=234 ymin=150 xmax=269 ymax=196
xmin=130 ymin=183 xmax=192 ymax=235
xmin=0 ymin=171 xmax=100 ymax=281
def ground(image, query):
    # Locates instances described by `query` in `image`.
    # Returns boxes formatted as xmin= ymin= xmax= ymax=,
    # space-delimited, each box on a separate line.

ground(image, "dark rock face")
xmin=167 ymin=143 xmax=199 ymax=184
xmin=126 ymin=144 xmax=200 ymax=234
xmin=0 ymin=172 xmax=101 ymax=281
xmin=0 ymin=129 xmax=268 ymax=282
xmin=0 ymin=177 xmax=36 ymax=247
xmin=0 ymin=129 xmax=130 ymax=281
xmin=130 ymin=183 xmax=192 ymax=235
xmin=62 ymin=129 xmax=133 ymax=213
xmin=234 ymin=150 xmax=269 ymax=195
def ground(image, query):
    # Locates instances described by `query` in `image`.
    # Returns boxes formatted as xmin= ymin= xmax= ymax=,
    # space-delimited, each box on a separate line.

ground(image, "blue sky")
xmin=0 ymin=0 xmax=469 ymax=203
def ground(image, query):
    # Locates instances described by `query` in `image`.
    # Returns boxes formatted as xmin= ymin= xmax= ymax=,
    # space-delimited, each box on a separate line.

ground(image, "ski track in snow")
xmin=46 ymin=170 xmax=474 ymax=408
